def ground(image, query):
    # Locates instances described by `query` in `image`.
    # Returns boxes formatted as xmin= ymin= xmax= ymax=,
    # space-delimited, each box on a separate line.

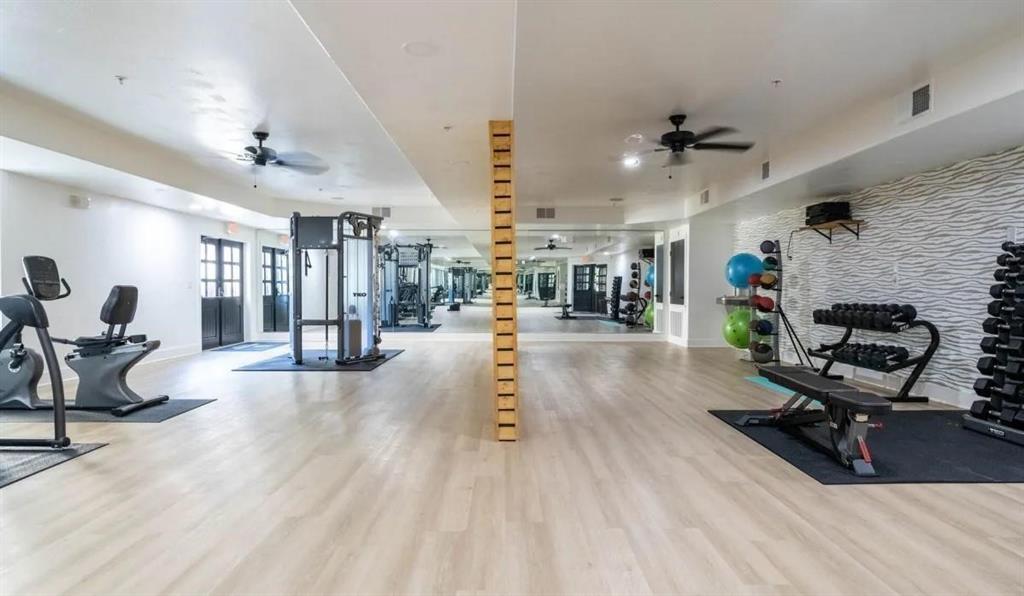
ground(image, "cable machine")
xmin=378 ymin=241 xmax=434 ymax=328
xmin=289 ymin=211 xmax=383 ymax=365
xmin=448 ymin=266 xmax=476 ymax=304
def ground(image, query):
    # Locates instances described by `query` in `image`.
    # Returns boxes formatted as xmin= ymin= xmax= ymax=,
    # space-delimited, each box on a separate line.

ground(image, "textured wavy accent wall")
xmin=735 ymin=145 xmax=1024 ymax=393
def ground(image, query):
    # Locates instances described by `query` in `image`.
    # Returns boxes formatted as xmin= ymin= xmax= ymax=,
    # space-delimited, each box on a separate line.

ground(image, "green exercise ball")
xmin=722 ymin=309 xmax=752 ymax=349
xmin=644 ymin=305 xmax=654 ymax=327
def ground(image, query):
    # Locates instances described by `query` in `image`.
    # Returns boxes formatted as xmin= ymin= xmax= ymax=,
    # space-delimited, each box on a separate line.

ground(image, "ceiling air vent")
xmin=700 ymin=189 xmax=710 ymax=205
xmin=536 ymin=207 xmax=555 ymax=219
xmin=372 ymin=207 xmax=392 ymax=218
xmin=911 ymin=84 xmax=930 ymax=117
xmin=761 ymin=161 xmax=770 ymax=180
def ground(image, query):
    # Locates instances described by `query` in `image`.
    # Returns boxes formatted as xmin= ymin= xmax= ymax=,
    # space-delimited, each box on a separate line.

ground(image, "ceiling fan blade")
xmin=236 ymin=154 xmax=255 ymax=162
xmin=244 ymin=146 xmax=258 ymax=155
xmin=260 ymin=147 xmax=278 ymax=161
xmin=690 ymin=141 xmax=754 ymax=152
xmin=662 ymin=151 xmax=689 ymax=168
xmin=275 ymin=162 xmax=331 ymax=175
xmin=690 ymin=126 xmax=736 ymax=143
xmin=554 ymin=246 xmax=572 ymax=250
xmin=533 ymin=247 xmax=548 ymax=251
xmin=275 ymin=151 xmax=329 ymax=175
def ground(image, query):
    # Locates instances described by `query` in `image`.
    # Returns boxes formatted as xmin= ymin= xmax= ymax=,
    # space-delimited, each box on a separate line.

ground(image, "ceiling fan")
xmin=236 ymin=131 xmax=330 ymax=175
xmin=534 ymin=238 xmax=572 ymax=251
xmin=632 ymin=114 xmax=754 ymax=176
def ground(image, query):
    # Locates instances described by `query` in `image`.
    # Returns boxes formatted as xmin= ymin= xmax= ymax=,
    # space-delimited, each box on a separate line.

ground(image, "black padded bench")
xmin=739 ymin=365 xmax=892 ymax=476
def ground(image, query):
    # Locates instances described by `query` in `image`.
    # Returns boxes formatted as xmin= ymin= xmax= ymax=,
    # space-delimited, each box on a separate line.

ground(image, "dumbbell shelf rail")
xmin=808 ymin=316 xmax=939 ymax=403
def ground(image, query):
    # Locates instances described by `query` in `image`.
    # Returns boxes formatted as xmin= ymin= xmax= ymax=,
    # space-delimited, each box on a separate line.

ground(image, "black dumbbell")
xmin=989 ymin=284 xmax=1024 ymax=300
xmin=996 ymin=403 xmax=1024 ymax=429
xmin=983 ymin=318 xmax=1024 ymax=336
xmin=1002 ymin=241 xmax=1024 ymax=255
xmin=974 ymin=378 xmax=1023 ymax=400
xmin=970 ymin=399 xmax=993 ymax=420
xmin=987 ymin=301 xmax=1024 ymax=318
xmin=997 ymin=254 xmax=1023 ymax=267
xmin=980 ymin=337 xmax=1024 ymax=356
xmin=977 ymin=357 xmax=1024 ymax=379
xmin=994 ymin=269 xmax=1021 ymax=283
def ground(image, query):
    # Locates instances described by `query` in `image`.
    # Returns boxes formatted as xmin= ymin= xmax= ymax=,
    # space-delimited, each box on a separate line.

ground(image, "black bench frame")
xmin=739 ymin=366 xmax=892 ymax=477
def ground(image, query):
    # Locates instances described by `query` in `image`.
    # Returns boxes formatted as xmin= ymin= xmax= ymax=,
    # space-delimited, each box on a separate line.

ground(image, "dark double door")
xmin=201 ymin=237 xmax=245 ymax=349
xmin=572 ymin=264 xmax=607 ymax=313
xmin=262 ymin=247 xmax=290 ymax=332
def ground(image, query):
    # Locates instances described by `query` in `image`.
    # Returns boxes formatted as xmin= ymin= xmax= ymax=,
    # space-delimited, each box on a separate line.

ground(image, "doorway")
xmin=201 ymin=237 xmax=245 ymax=349
xmin=261 ymin=247 xmax=290 ymax=332
xmin=572 ymin=264 xmax=607 ymax=312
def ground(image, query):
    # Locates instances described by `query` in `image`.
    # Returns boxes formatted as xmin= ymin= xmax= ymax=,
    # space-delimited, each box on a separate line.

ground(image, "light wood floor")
xmin=1 ymin=341 xmax=1021 ymax=595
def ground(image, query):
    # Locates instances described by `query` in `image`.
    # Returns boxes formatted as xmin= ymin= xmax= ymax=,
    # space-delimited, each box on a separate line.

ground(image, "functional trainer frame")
xmin=289 ymin=211 xmax=384 ymax=365
xmin=378 ymin=241 xmax=433 ymax=328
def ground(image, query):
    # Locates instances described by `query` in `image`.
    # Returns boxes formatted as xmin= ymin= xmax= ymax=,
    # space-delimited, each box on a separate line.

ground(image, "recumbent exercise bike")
xmin=0 ymin=256 xmax=168 ymax=417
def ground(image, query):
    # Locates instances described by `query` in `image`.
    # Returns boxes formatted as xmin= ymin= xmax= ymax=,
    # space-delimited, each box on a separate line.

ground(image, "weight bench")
xmin=739 ymin=366 xmax=892 ymax=477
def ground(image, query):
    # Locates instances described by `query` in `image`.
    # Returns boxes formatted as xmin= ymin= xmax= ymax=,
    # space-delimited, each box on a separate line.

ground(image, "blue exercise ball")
xmin=644 ymin=267 xmax=655 ymax=288
xmin=724 ymin=253 xmax=764 ymax=288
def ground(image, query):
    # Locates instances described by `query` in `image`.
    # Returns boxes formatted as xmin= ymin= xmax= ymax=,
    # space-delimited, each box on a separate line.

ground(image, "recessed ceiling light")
xmin=625 ymin=133 xmax=644 ymax=144
xmin=602 ymin=251 xmax=610 ymax=256
xmin=622 ymin=155 xmax=641 ymax=169
xmin=389 ymin=229 xmax=400 ymax=238
xmin=402 ymin=41 xmax=439 ymax=57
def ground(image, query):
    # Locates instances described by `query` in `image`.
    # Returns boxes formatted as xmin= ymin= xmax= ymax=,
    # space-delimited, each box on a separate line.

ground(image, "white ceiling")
xmin=0 ymin=136 xmax=287 ymax=230
xmin=0 ymin=0 xmax=437 ymax=208
xmin=513 ymin=1 xmax=1024 ymax=208
xmin=0 ymin=0 xmax=1019 ymax=234
xmin=291 ymin=0 xmax=515 ymax=228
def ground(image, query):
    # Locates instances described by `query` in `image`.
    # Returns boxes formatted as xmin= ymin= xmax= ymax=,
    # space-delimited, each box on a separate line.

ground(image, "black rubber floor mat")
xmin=234 ymin=349 xmax=403 ymax=371
xmin=0 ymin=399 xmax=215 ymax=424
xmin=0 ymin=444 xmax=105 ymax=489
xmin=710 ymin=409 xmax=1024 ymax=484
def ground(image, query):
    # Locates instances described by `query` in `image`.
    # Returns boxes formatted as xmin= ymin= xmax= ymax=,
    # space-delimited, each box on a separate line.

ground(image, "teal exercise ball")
xmin=644 ymin=267 xmax=655 ymax=288
xmin=725 ymin=253 xmax=764 ymax=288
xmin=722 ymin=309 xmax=752 ymax=349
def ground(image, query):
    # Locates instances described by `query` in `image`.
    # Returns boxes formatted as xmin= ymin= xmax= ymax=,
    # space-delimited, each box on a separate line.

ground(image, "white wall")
xmin=0 ymin=171 xmax=264 ymax=371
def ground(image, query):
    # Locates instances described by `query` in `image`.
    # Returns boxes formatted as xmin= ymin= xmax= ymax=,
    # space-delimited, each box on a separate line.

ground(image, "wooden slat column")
xmin=489 ymin=120 xmax=518 ymax=441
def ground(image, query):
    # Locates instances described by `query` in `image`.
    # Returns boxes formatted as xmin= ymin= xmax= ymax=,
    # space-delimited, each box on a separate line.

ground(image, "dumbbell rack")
xmin=962 ymin=240 xmax=1024 ymax=446
xmin=807 ymin=313 xmax=938 ymax=403
xmin=609 ymin=276 xmax=622 ymax=322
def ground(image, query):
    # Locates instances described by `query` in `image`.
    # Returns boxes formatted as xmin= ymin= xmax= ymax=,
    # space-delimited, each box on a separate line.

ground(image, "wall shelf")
xmin=799 ymin=219 xmax=863 ymax=244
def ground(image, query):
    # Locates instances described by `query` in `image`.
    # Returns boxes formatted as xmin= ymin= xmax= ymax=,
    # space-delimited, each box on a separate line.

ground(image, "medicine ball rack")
xmin=807 ymin=307 xmax=938 ymax=403
xmin=748 ymin=239 xmax=815 ymax=368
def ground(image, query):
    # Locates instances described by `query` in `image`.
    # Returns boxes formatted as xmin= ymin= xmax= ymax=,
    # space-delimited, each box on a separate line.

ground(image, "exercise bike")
xmin=0 ymin=288 xmax=70 ymax=448
xmin=0 ymin=256 xmax=168 ymax=417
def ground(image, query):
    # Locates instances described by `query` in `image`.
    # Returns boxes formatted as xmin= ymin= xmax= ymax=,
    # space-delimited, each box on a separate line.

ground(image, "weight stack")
xmin=966 ymin=240 xmax=1024 ymax=433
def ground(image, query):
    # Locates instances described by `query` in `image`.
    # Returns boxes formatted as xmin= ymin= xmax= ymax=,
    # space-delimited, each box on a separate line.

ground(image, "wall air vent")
xmin=536 ymin=207 xmax=555 ymax=219
xmin=372 ymin=207 xmax=392 ymax=218
xmin=761 ymin=161 xmax=770 ymax=180
xmin=700 ymin=189 xmax=710 ymax=205
xmin=911 ymin=84 xmax=931 ymax=117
